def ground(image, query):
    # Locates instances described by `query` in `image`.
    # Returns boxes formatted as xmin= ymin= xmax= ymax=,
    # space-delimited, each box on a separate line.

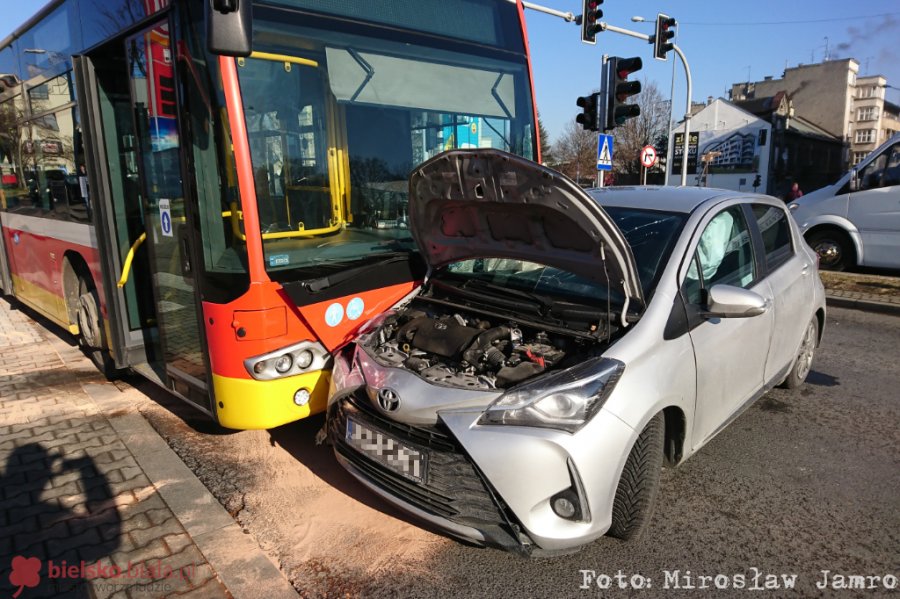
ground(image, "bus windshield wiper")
xmin=302 ymin=252 xmax=412 ymax=293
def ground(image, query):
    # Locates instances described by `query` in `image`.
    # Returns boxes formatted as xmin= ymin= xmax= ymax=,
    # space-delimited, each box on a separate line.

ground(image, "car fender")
xmin=800 ymin=215 xmax=864 ymax=265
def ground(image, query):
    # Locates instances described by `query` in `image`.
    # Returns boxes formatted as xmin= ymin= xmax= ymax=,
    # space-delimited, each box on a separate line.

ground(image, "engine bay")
xmin=362 ymin=298 xmax=614 ymax=391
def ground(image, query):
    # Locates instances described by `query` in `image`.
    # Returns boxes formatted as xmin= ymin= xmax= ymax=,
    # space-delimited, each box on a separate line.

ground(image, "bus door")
xmin=79 ymin=20 xmax=210 ymax=410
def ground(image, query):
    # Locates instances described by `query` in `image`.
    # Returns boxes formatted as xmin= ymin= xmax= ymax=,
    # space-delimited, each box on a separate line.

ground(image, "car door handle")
xmin=801 ymin=263 xmax=810 ymax=276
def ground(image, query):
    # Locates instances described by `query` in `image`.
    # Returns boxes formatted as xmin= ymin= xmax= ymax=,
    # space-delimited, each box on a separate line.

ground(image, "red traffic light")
xmin=654 ymin=14 xmax=677 ymax=60
xmin=581 ymin=0 xmax=604 ymax=44
xmin=615 ymin=56 xmax=643 ymax=80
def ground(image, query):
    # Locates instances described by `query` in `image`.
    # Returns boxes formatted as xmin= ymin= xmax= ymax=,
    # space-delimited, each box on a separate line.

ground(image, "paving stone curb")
xmin=825 ymin=293 xmax=900 ymax=317
xmin=81 ymin=384 xmax=299 ymax=599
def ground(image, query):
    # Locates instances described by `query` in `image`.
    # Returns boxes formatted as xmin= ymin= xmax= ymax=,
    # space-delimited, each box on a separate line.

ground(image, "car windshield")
xmin=442 ymin=207 xmax=686 ymax=305
xmin=236 ymin=2 xmax=536 ymax=278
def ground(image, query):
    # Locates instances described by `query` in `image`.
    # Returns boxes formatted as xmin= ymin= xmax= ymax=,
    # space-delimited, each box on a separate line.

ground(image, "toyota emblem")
xmin=377 ymin=388 xmax=400 ymax=412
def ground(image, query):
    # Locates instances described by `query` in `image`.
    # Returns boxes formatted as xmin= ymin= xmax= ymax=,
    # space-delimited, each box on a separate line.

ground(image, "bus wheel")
xmin=76 ymin=279 xmax=118 ymax=379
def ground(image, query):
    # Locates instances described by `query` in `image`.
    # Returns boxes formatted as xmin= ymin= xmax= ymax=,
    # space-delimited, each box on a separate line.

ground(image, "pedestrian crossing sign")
xmin=597 ymin=134 xmax=613 ymax=171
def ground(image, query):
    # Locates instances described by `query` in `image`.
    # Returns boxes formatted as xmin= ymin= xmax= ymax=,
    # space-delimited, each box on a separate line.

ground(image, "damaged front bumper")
xmin=327 ymin=383 xmax=638 ymax=554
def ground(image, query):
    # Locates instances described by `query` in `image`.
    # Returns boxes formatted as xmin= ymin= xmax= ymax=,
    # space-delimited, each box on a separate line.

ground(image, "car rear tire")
xmin=607 ymin=412 xmax=664 ymax=541
xmin=806 ymin=228 xmax=853 ymax=271
xmin=779 ymin=317 xmax=818 ymax=389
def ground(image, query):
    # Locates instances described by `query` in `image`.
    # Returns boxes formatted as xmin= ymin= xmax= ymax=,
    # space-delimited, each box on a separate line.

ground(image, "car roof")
xmin=586 ymin=186 xmax=740 ymax=214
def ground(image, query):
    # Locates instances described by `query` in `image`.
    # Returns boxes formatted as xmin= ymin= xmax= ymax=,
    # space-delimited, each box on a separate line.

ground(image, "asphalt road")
xmin=138 ymin=306 xmax=900 ymax=599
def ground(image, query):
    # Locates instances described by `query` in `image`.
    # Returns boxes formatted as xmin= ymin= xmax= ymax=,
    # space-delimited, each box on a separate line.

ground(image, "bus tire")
xmin=76 ymin=278 xmax=119 ymax=379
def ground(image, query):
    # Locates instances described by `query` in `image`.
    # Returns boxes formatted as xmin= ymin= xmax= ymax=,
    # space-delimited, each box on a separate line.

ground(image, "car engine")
xmin=362 ymin=304 xmax=596 ymax=391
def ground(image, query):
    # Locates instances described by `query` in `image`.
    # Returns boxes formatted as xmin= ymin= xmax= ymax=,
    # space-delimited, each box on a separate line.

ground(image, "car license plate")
xmin=345 ymin=417 xmax=427 ymax=483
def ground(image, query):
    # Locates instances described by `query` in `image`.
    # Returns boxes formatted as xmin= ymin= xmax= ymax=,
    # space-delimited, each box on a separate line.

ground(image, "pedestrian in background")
xmin=786 ymin=181 xmax=803 ymax=202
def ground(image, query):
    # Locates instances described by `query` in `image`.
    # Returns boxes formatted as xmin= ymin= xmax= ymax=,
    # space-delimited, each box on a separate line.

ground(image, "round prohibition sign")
xmin=640 ymin=145 xmax=658 ymax=168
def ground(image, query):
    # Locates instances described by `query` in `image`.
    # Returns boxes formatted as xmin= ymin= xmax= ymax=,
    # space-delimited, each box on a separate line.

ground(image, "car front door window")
xmin=684 ymin=207 xmax=756 ymax=304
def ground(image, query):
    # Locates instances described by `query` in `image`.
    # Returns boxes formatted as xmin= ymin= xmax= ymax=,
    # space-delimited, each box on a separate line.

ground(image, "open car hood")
xmin=408 ymin=149 xmax=644 ymax=317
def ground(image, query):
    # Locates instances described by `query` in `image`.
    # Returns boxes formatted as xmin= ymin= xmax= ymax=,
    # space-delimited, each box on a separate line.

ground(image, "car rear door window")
xmin=751 ymin=204 xmax=793 ymax=272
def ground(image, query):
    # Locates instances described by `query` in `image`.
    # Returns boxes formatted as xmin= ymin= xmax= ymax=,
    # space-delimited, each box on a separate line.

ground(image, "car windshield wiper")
xmin=457 ymin=278 xmax=555 ymax=316
xmin=301 ymin=252 xmax=413 ymax=293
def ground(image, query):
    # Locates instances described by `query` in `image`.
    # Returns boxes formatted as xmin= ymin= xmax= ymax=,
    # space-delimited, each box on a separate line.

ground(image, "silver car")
xmin=327 ymin=149 xmax=826 ymax=555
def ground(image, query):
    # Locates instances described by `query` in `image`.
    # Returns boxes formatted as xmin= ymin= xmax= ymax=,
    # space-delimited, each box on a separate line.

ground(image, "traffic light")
xmin=653 ymin=14 xmax=676 ymax=60
xmin=605 ymin=56 xmax=642 ymax=130
xmin=575 ymin=93 xmax=601 ymax=131
xmin=581 ymin=0 xmax=603 ymax=44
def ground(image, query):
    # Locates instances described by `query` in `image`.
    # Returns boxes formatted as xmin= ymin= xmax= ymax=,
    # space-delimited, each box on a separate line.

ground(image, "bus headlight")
xmin=296 ymin=350 xmax=314 ymax=369
xmin=274 ymin=354 xmax=293 ymax=373
xmin=244 ymin=341 xmax=330 ymax=381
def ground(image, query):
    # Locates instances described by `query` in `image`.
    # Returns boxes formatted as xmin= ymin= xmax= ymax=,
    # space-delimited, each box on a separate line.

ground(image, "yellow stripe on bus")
xmin=211 ymin=370 xmax=330 ymax=430
xmin=11 ymin=274 xmax=69 ymax=329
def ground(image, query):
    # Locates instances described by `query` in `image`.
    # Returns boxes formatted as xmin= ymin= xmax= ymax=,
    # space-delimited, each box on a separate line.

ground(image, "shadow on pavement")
xmin=0 ymin=443 xmax=122 ymax=599
xmin=806 ymin=370 xmax=840 ymax=387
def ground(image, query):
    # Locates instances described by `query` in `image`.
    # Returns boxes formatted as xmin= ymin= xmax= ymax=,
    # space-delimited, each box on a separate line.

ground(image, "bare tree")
xmin=552 ymin=120 xmax=597 ymax=185
xmin=612 ymin=80 xmax=669 ymax=176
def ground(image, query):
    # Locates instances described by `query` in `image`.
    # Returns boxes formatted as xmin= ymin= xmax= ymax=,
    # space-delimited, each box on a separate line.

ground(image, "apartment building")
xmin=730 ymin=59 xmax=900 ymax=170
xmin=851 ymin=75 xmax=900 ymax=165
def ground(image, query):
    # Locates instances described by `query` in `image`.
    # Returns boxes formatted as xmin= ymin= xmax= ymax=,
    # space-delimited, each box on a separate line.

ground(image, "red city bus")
xmin=0 ymin=0 xmax=540 ymax=429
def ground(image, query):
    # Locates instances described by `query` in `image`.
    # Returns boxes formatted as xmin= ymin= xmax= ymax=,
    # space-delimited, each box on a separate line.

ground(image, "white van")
xmin=789 ymin=132 xmax=900 ymax=270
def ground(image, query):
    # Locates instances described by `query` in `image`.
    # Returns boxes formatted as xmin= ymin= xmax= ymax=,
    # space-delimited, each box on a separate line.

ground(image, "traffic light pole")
xmin=671 ymin=44 xmax=693 ymax=187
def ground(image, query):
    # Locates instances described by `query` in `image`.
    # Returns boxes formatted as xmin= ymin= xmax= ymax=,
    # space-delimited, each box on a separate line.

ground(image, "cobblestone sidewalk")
xmin=0 ymin=299 xmax=231 ymax=599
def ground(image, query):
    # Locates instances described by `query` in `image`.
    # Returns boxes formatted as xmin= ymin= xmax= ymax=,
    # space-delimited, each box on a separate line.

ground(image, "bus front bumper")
xmin=211 ymin=370 xmax=330 ymax=429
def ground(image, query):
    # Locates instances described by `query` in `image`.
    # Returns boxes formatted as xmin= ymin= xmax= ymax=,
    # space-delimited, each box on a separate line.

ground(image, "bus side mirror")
xmin=849 ymin=168 xmax=859 ymax=192
xmin=206 ymin=0 xmax=252 ymax=57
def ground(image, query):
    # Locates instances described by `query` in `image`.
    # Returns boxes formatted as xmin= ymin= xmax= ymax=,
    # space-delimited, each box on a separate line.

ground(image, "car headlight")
xmin=478 ymin=357 xmax=625 ymax=433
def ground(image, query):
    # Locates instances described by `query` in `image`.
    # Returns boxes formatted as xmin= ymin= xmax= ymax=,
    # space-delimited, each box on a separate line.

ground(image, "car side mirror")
xmin=849 ymin=168 xmax=859 ymax=192
xmin=704 ymin=284 xmax=769 ymax=318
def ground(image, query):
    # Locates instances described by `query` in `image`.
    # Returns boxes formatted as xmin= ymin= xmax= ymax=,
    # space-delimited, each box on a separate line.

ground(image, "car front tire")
xmin=607 ymin=412 xmax=664 ymax=541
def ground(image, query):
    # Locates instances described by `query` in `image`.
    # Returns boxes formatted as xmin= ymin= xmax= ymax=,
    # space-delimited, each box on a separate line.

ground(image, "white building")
xmin=668 ymin=99 xmax=771 ymax=192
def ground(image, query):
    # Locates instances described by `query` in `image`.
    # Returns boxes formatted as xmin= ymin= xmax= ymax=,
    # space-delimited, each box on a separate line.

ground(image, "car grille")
xmin=329 ymin=392 xmax=527 ymax=551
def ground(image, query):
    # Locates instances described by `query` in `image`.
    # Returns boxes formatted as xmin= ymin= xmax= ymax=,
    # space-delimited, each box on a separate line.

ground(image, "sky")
xmin=4 ymin=0 xmax=900 ymax=145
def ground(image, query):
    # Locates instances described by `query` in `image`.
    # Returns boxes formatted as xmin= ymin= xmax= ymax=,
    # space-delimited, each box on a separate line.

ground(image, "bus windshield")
xmin=236 ymin=1 xmax=536 ymax=276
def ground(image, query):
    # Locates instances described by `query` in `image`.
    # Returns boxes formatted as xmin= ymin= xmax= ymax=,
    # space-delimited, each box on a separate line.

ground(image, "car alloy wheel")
xmin=795 ymin=320 xmax=816 ymax=382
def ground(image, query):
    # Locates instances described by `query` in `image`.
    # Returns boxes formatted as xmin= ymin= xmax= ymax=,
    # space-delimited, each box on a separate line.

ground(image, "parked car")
xmin=789 ymin=132 xmax=900 ymax=270
xmin=326 ymin=150 xmax=826 ymax=555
